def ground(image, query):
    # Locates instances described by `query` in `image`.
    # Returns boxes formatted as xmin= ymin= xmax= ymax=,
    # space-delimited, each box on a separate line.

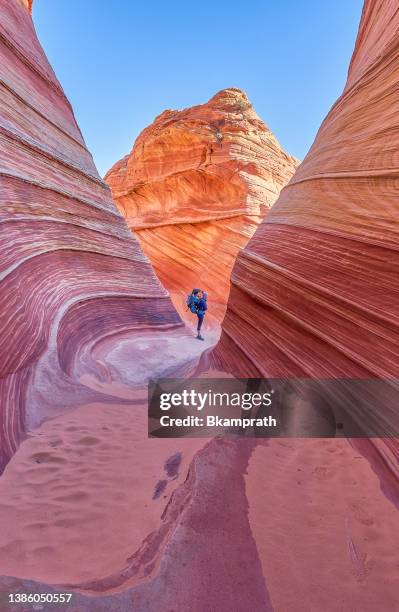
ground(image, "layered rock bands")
xmin=105 ymin=89 xmax=299 ymax=326
xmin=0 ymin=0 xmax=182 ymax=470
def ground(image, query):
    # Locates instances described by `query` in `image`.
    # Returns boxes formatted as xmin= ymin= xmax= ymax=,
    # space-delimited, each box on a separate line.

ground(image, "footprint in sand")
xmin=349 ymin=502 xmax=374 ymax=527
xmin=312 ymin=466 xmax=329 ymax=480
xmin=53 ymin=491 xmax=90 ymax=503
xmin=76 ymin=436 xmax=100 ymax=445
xmin=23 ymin=522 xmax=47 ymax=534
xmin=32 ymin=545 xmax=55 ymax=556
xmin=30 ymin=452 xmax=66 ymax=465
xmin=53 ymin=518 xmax=78 ymax=528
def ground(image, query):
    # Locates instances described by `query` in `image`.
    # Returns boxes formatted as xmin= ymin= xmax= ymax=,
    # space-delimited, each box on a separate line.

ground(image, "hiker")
xmin=186 ymin=288 xmax=208 ymax=341
xmin=196 ymin=290 xmax=207 ymax=341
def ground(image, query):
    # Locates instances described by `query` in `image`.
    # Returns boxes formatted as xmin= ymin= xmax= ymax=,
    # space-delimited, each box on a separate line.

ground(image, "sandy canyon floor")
xmin=0 ymin=325 xmax=399 ymax=611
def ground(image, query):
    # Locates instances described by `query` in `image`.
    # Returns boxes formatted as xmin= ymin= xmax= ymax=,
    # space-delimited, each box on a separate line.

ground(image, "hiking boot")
xmin=196 ymin=334 xmax=205 ymax=341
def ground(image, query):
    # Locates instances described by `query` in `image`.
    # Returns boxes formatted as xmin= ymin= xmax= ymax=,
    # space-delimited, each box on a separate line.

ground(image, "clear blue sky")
xmin=33 ymin=0 xmax=364 ymax=177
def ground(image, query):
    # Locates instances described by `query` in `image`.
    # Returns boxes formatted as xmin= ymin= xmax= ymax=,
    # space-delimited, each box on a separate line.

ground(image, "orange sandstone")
xmin=105 ymin=89 xmax=299 ymax=326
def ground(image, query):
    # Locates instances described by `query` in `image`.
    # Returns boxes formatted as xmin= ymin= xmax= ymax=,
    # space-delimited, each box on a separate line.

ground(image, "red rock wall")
xmin=106 ymin=89 xmax=299 ymax=326
xmin=0 ymin=0 xmax=181 ymax=470
xmin=207 ymin=0 xmax=399 ymax=379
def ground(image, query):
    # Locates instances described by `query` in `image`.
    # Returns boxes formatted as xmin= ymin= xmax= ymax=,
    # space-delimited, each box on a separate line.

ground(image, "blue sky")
xmin=34 ymin=0 xmax=364 ymax=177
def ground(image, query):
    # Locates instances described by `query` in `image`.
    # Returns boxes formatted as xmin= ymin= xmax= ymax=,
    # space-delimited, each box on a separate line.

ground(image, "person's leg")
xmin=196 ymin=314 xmax=204 ymax=339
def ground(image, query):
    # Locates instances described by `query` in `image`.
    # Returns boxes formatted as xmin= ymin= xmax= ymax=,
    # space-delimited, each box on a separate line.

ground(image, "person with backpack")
xmin=196 ymin=290 xmax=208 ymax=340
xmin=187 ymin=288 xmax=200 ymax=314
xmin=186 ymin=288 xmax=208 ymax=341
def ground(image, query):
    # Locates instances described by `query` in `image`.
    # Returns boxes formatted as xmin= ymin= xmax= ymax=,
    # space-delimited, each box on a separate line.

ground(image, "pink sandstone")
xmin=0 ymin=0 xmax=183 ymax=470
xmin=1 ymin=2 xmax=399 ymax=612
xmin=206 ymin=0 xmax=399 ymax=381
xmin=198 ymin=3 xmax=399 ymax=607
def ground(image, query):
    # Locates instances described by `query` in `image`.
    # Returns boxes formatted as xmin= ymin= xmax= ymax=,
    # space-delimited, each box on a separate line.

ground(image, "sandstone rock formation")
xmin=105 ymin=89 xmax=299 ymax=326
xmin=0 ymin=0 xmax=183 ymax=470
xmin=207 ymin=0 xmax=399 ymax=381
xmin=3 ymin=2 xmax=399 ymax=612
xmin=201 ymin=0 xmax=399 ymax=535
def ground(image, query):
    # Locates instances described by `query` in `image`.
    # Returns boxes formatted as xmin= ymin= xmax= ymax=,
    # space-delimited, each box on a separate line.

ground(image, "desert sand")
xmin=0 ymin=399 xmax=206 ymax=586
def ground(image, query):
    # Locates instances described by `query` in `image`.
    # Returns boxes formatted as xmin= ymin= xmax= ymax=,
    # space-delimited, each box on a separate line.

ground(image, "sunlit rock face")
xmin=206 ymin=0 xmax=399 ymax=380
xmin=0 ymin=0 xmax=181 ymax=470
xmin=20 ymin=0 xmax=33 ymax=12
xmin=105 ymin=89 xmax=299 ymax=326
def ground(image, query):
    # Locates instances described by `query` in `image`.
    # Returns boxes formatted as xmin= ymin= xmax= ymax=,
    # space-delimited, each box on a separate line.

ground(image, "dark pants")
xmin=197 ymin=313 xmax=204 ymax=333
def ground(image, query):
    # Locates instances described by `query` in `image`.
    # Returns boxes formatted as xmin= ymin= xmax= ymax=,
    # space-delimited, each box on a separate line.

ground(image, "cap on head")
xmin=192 ymin=288 xmax=200 ymax=295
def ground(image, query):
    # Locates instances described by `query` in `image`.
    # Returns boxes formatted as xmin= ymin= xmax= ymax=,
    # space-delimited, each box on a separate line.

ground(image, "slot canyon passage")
xmin=0 ymin=1 xmax=399 ymax=611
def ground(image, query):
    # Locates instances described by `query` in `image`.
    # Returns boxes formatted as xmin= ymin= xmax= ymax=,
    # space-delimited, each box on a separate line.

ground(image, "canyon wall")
xmin=2 ymin=3 xmax=399 ymax=611
xmin=105 ymin=89 xmax=299 ymax=326
xmin=0 ymin=0 xmax=182 ymax=470
xmin=207 ymin=0 xmax=399 ymax=381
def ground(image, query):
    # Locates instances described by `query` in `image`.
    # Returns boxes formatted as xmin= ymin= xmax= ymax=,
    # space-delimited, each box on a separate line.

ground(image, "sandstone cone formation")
xmin=0 ymin=0 xmax=183 ymax=470
xmin=105 ymin=89 xmax=299 ymax=327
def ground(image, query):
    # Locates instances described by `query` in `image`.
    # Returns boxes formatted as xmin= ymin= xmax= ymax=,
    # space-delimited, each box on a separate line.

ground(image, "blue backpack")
xmin=187 ymin=293 xmax=200 ymax=313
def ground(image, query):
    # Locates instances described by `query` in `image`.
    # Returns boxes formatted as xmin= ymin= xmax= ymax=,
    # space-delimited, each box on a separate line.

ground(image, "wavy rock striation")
xmin=2 ymin=3 xmax=399 ymax=611
xmin=105 ymin=89 xmax=299 ymax=326
xmin=0 ymin=0 xmax=182 ymax=470
xmin=201 ymin=0 xmax=399 ymax=528
xmin=207 ymin=0 xmax=399 ymax=381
